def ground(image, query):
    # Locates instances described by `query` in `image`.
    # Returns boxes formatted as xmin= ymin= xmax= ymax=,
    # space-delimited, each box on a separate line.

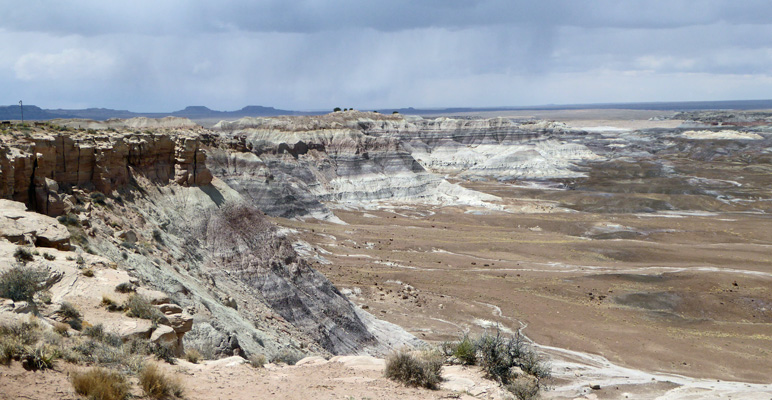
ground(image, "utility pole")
xmin=19 ymin=100 xmax=23 ymax=124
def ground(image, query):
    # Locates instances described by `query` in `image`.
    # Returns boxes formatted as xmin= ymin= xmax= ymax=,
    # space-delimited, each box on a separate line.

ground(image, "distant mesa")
xmin=0 ymin=104 xmax=307 ymax=122
xmin=3 ymin=99 xmax=772 ymax=122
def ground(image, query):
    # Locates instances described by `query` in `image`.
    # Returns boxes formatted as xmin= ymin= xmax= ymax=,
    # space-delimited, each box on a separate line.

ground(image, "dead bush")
xmin=248 ymin=353 xmax=266 ymax=368
xmin=184 ymin=348 xmax=201 ymax=364
xmin=139 ymin=362 xmax=183 ymax=399
xmin=71 ymin=367 xmax=130 ymax=400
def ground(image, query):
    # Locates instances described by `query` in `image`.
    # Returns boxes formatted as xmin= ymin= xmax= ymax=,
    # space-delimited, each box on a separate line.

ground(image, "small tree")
xmin=333 ymin=107 xmax=342 ymax=112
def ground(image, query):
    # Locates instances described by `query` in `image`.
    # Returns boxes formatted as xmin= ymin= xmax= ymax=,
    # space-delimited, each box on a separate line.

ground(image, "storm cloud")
xmin=2 ymin=1 xmax=772 ymax=111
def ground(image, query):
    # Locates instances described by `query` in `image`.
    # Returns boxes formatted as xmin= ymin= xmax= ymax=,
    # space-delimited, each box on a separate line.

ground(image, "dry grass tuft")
xmin=139 ymin=362 xmax=184 ymax=399
xmin=71 ymin=367 xmax=130 ymax=400
xmin=248 ymin=354 xmax=266 ymax=368
xmin=184 ymin=348 xmax=201 ymax=364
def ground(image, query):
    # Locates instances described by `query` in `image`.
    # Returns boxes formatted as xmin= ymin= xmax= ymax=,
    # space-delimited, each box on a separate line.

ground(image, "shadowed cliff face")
xmin=203 ymin=203 xmax=376 ymax=354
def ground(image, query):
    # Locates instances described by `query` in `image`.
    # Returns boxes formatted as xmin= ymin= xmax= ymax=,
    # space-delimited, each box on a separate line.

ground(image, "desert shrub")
xmin=13 ymin=247 xmax=34 ymax=263
xmin=124 ymin=294 xmax=162 ymax=322
xmin=72 ymin=338 xmax=127 ymax=367
xmin=0 ymin=336 xmax=24 ymax=364
xmin=184 ymin=348 xmax=201 ymax=363
xmin=477 ymin=330 xmax=550 ymax=386
xmin=453 ymin=334 xmax=477 ymax=365
xmin=248 ymin=353 xmax=266 ymax=368
xmin=506 ymin=376 xmax=540 ymax=400
xmin=84 ymin=324 xmax=123 ymax=347
xmin=58 ymin=301 xmax=81 ymax=320
xmin=0 ymin=265 xmax=45 ymax=302
xmin=271 ymin=349 xmax=301 ymax=365
xmin=90 ymin=192 xmax=107 ymax=205
xmin=71 ymin=367 xmax=130 ymax=400
xmin=152 ymin=343 xmax=177 ymax=364
xmin=101 ymin=295 xmax=123 ymax=312
xmin=54 ymin=322 xmax=70 ymax=336
xmin=57 ymin=213 xmax=80 ymax=227
xmin=0 ymin=319 xmax=41 ymax=345
xmin=152 ymin=229 xmax=164 ymax=244
xmin=82 ymin=268 xmax=95 ymax=277
xmin=119 ymin=241 xmax=135 ymax=250
xmin=139 ymin=363 xmax=183 ymax=399
xmin=43 ymin=252 xmax=56 ymax=261
xmin=384 ymin=350 xmax=442 ymax=389
xmin=115 ymin=282 xmax=136 ymax=293
xmin=20 ymin=343 xmax=59 ymax=370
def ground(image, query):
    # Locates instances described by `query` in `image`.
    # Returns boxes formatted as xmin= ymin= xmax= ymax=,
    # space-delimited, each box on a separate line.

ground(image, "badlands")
xmin=0 ymin=108 xmax=771 ymax=399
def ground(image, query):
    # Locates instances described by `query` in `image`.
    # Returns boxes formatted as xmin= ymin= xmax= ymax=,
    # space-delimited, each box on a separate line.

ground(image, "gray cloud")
xmin=2 ymin=1 xmax=772 ymax=110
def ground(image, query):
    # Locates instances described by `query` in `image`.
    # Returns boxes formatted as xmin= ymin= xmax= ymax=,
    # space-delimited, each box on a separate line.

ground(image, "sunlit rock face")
xmin=211 ymin=113 xmax=599 ymax=219
xmin=0 ymin=130 xmax=211 ymax=216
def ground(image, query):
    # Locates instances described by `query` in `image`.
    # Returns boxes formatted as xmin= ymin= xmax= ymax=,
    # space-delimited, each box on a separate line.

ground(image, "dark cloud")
xmin=1 ymin=1 xmax=772 ymax=110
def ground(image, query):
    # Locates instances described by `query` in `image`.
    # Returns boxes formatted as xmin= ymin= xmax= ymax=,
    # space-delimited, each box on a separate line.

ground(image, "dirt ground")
xmin=274 ymin=110 xmax=772 ymax=388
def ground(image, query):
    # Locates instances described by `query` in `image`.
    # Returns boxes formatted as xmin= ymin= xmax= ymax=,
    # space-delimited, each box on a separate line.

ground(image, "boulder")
xmin=136 ymin=288 xmax=170 ymax=305
xmin=159 ymin=309 xmax=193 ymax=333
xmin=0 ymin=200 xmax=71 ymax=250
xmin=150 ymin=325 xmax=177 ymax=344
xmin=157 ymin=303 xmax=183 ymax=315
xmin=118 ymin=319 xmax=154 ymax=341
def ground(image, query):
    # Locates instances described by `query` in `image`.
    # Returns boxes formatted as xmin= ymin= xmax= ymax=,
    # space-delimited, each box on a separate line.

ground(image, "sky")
xmin=3 ymin=0 xmax=772 ymax=112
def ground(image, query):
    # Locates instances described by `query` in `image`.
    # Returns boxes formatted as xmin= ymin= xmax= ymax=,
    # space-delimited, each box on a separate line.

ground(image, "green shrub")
xmin=152 ymin=229 xmax=164 ymax=244
xmin=71 ymin=367 xmax=130 ymax=400
xmin=384 ymin=350 xmax=442 ymax=389
xmin=477 ymin=330 xmax=550 ymax=386
xmin=43 ymin=252 xmax=56 ymax=261
xmin=124 ymin=294 xmax=162 ymax=322
xmin=139 ymin=363 xmax=183 ymax=399
xmin=83 ymin=324 xmax=123 ymax=347
xmin=271 ymin=349 xmax=301 ymax=365
xmin=453 ymin=334 xmax=477 ymax=365
xmin=13 ymin=247 xmax=34 ymax=263
xmin=152 ymin=343 xmax=177 ymax=364
xmin=90 ymin=192 xmax=107 ymax=205
xmin=20 ymin=343 xmax=59 ymax=370
xmin=0 ymin=265 xmax=44 ymax=302
xmin=58 ymin=301 xmax=81 ymax=321
xmin=114 ymin=282 xmax=136 ymax=293
xmin=57 ymin=213 xmax=80 ymax=227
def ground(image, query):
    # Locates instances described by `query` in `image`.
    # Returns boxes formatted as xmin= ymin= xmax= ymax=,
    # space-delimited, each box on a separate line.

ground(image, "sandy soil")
xmin=0 ymin=356 xmax=508 ymax=400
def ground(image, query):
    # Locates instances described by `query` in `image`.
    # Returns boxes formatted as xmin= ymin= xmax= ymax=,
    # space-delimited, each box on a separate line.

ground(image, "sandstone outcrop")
xmin=0 ymin=130 xmax=212 ymax=216
xmin=0 ymin=199 xmax=71 ymax=249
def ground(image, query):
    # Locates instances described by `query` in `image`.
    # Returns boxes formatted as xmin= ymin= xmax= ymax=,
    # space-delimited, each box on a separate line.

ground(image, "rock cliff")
xmin=0 ymin=130 xmax=212 ymax=216
xmin=211 ymin=112 xmax=599 ymax=218
xmin=0 ymin=122 xmax=419 ymax=362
